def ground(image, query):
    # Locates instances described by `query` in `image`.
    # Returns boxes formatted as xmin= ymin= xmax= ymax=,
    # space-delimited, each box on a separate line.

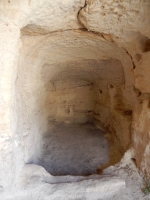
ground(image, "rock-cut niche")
xmin=16 ymin=29 xmax=133 ymax=176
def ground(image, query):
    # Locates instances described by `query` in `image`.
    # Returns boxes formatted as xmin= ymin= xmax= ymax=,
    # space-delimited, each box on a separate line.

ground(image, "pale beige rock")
xmin=0 ymin=0 xmax=150 ymax=199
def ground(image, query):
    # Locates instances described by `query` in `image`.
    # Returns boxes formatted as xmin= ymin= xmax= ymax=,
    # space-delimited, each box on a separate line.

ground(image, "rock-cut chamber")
xmin=15 ymin=30 xmax=132 ymax=176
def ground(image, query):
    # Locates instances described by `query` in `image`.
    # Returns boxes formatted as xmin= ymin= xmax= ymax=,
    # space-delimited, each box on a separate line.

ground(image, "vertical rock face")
xmin=0 ymin=24 xmax=20 ymax=189
xmin=0 ymin=0 xmax=150 ymax=190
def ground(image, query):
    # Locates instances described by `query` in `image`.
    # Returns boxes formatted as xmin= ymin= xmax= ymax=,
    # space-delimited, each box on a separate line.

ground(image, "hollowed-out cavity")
xmin=15 ymin=30 xmax=133 ymax=176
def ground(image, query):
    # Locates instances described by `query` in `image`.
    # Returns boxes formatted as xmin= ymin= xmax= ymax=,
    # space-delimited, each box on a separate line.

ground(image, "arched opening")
xmin=15 ymin=29 xmax=134 ymax=176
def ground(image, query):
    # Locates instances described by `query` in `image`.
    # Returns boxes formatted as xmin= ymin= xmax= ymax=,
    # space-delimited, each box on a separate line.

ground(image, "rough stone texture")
xmin=0 ymin=0 xmax=150 ymax=198
xmin=14 ymin=30 xmax=134 ymax=178
xmin=79 ymin=0 xmax=150 ymax=38
xmin=2 ymin=151 xmax=146 ymax=199
xmin=39 ymin=122 xmax=110 ymax=175
xmin=3 ymin=164 xmax=131 ymax=200
xmin=0 ymin=23 xmax=20 ymax=190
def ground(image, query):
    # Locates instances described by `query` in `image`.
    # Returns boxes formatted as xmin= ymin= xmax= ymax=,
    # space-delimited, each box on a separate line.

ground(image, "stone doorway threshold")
xmin=2 ymin=154 xmax=145 ymax=200
xmin=6 ymin=164 xmax=131 ymax=200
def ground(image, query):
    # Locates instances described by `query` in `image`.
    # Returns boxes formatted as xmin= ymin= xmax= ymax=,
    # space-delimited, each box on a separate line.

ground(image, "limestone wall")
xmin=47 ymin=81 xmax=94 ymax=123
xmin=0 ymin=0 xmax=150 ymax=191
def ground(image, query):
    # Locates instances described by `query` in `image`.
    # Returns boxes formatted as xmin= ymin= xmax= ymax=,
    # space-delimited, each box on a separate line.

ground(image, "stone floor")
xmin=39 ymin=122 xmax=110 ymax=175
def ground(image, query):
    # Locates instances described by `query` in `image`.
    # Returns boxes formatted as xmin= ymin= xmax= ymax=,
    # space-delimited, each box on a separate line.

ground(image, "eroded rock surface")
xmin=0 ymin=0 xmax=150 ymax=199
